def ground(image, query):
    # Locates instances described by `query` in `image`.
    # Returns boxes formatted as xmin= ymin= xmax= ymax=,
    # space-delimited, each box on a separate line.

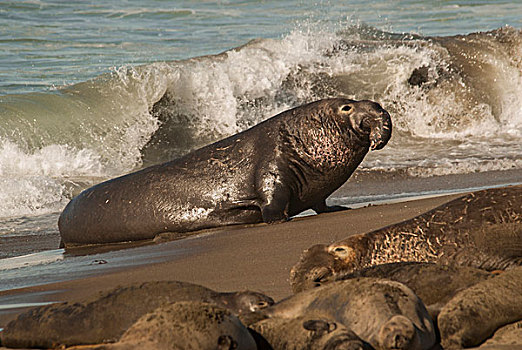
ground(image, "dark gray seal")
xmin=58 ymin=98 xmax=392 ymax=246
xmin=290 ymin=186 xmax=522 ymax=288
xmin=257 ymin=278 xmax=436 ymax=350
xmin=0 ymin=281 xmax=273 ymax=349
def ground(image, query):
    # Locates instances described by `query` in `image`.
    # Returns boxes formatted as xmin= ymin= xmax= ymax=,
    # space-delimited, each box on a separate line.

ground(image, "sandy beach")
xmin=1 ymin=168 xmax=521 ymax=349
xmin=0 ymin=2 xmax=521 ymax=348
xmin=0 ymin=192 xmax=463 ymax=330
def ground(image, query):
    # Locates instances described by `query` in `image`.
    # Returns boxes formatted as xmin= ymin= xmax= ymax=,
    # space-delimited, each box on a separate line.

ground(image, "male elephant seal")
xmin=290 ymin=186 xmax=522 ymax=287
xmin=0 ymin=281 xmax=273 ymax=348
xmin=257 ymin=278 xmax=436 ymax=350
xmin=58 ymin=98 xmax=392 ymax=245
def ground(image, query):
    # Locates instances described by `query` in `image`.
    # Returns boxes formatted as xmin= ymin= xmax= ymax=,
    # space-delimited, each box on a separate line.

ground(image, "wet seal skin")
xmin=257 ymin=278 xmax=436 ymax=350
xmin=0 ymin=281 xmax=273 ymax=349
xmin=290 ymin=186 xmax=522 ymax=290
xmin=58 ymin=98 xmax=392 ymax=246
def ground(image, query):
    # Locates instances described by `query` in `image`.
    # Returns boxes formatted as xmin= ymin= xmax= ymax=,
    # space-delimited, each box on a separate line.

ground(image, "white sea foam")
xmin=154 ymin=26 xmax=521 ymax=178
xmin=0 ymin=141 xmax=103 ymax=177
xmin=0 ymin=141 xmax=106 ymax=218
xmin=0 ymin=26 xmax=520 ymax=218
xmin=0 ymin=249 xmax=64 ymax=271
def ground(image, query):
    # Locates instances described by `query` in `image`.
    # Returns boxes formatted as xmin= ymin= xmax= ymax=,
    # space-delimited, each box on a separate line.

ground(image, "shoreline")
xmin=2 ymin=168 xmax=521 ymax=261
xmin=0 ymin=192 xmax=464 ymax=328
xmin=1 ymin=169 xmax=521 ymax=333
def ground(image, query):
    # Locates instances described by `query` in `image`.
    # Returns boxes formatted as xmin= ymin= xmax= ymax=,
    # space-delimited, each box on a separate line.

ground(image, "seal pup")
xmin=258 ymin=278 xmax=436 ymax=350
xmin=0 ymin=281 xmax=273 ymax=349
xmin=58 ymin=98 xmax=392 ymax=246
xmin=250 ymin=315 xmax=372 ymax=350
xmin=438 ymin=266 xmax=522 ymax=349
xmin=290 ymin=186 xmax=522 ymax=286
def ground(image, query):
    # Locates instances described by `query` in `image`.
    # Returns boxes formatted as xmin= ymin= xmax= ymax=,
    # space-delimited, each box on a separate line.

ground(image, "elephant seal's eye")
xmin=340 ymin=105 xmax=352 ymax=113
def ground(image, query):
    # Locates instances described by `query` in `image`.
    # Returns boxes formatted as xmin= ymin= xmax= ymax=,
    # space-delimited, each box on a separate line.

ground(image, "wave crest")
xmin=0 ymin=25 xmax=520 ymax=217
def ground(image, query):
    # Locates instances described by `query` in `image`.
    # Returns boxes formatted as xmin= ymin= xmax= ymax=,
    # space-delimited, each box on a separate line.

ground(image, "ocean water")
xmin=0 ymin=1 xmax=521 ymax=260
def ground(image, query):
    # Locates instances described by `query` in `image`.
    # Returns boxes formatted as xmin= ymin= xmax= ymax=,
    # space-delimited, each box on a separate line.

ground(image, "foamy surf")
xmin=0 ymin=25 xmax=520 ymax=220
xmin=0 ymin=249 xmax=64 ymax=271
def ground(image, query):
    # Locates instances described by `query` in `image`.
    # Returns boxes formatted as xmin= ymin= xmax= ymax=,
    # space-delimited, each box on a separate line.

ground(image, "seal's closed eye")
xmin=340 ymin=105 xmax=352 ymax=113
xmin=329 ymin=245 xmax=354 ymax=260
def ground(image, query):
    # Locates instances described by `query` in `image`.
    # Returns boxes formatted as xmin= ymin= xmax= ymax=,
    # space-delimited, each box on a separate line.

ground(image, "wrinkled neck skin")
xmin=281 ymin=107 xmax=369 ymax=176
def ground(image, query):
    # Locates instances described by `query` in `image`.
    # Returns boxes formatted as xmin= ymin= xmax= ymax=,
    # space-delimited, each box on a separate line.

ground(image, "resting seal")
xmin=58 ymin=98 xmax=392 ymax=245
xmin=290 ymin=186 xmax=522 ymax=287
xmin=0 ymin=281 xmax=273 ymax=348
xmin=479 ymin=321 xmax=522 ymax=349
xmin=250 ymin=315 xmax=372 ymax=350
xmin=291 ymin=261 xmax=492 ymax=317
xmin=438 ymin=266 xmax=522 ymax=349
xmin=67 ymin=302 xmax=257 ymax=350
xmin=257 ymin=278 xmax=436 ymax=350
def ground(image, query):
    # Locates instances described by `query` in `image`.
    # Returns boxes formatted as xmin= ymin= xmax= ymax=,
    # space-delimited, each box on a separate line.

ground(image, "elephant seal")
xmin=438 ymin=266 xmax=522 ymax=349
xmin=290 ymin=186 xmax=522 ymax=286
xmin=290 ymin=260 xmax=492 ymax=303
xmin=67 ymin=302 xmax=257 ymax=350
xmin=258 ymin=278 xmax=436 ymax=350
xmin=250 ymin=315 xmax=372 ymax=350
xmin=290 ymin=261 xmax=492 ymax=318
xmin=58 ymin=98 xmax=392 ymax=246
xmin=0 ymin=281 xmax=273 ymax=348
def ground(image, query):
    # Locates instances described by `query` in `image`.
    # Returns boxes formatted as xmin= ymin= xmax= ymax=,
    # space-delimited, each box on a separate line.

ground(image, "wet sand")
xmin=0 ymin=193 xmax=462 ymax=329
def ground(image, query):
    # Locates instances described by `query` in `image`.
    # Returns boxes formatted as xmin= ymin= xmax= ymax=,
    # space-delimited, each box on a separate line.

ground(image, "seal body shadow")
xmin=59 ymin=98 xmax=392 ymax=246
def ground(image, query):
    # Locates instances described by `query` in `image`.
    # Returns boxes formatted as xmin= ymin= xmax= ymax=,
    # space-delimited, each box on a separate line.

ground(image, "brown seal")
xmin=58 ymin=98 xmax=392 ymax=246
xmin=478 ymin=320 xmax=522 ymax=349
xmin=66 ymin=302 xmax=257 ymax=350
xmin=258 ymin=278 xmax=436 ymax=350
xmin=250 ymin=315 xmax=372 ymax=350
xmin=290 ymin=186 xmax=522 ymax=290
xmin=291 ymin=260 xmax=493 ymax=301
xmin=438 ymin=266 xmax=522 ymax=349
xmin=0 ymin=281 xmax=273 ymax=349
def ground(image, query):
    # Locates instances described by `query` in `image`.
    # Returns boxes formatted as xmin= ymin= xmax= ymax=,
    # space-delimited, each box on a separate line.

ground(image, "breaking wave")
xmin=0 ymin=25 xmax=520 ymax=217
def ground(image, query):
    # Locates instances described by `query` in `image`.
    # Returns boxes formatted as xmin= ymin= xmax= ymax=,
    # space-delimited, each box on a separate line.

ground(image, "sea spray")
xmin=0 ymin=26 xmax=520 ymax=219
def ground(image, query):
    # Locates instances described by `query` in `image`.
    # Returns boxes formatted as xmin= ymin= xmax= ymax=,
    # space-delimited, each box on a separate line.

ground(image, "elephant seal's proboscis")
xmin=59 ymin=98 xmax=392 ymax=246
